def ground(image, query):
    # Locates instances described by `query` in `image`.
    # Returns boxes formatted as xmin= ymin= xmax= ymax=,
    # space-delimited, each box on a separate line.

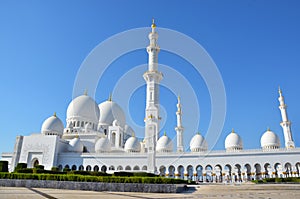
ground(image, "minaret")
xmin=143 ymin=19 xmax=163 ymax=173
xmin=175 ymin=96 xmax=184 ymax=152
xmin=278 ymin=87 xmax=295 ymax=149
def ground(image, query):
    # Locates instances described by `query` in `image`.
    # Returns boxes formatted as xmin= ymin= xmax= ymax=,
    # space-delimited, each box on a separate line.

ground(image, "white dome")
xmin=190 ymin=133 xmax=208 ymax=152
xmin=98 ymin=100 xmax=126 ymax=127
xmin=156 ymin=134 xmax=173 ymax=153
xmin=68 ymin=137 xmax=84 ymax=152
xmin=41 ymin=113 xmax=64 ymax=136
xmin=66 ymin=94 xmax=100 ymax=124
xmin=124 ymin=136 xmax=141 ymax=152
xmin=225 ymin=129 xmax=243 ymax=151
xmin=95 ymin=137 xmax=111 ymax=153
xmin=261 ymin=129 xmax=280 ymax=149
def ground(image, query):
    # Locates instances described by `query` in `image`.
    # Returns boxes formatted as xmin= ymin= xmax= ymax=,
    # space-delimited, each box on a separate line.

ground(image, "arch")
xmin=214 ymin=165 xmax=222 ymax=182
xmin=224 ymin=164 xmax=232 ymax=183
xmin=76 ymin=121 xmax=80 ymax=127
xmin=81 ymin=121 xmax=84 ymax=127
xmin=58 ymin=164 xmax=63 ymax=171
xmin=243 ymin=164 xmax=251 ymax=181
xmin=142 ymin=165 xmax=147 ymax=171
xmin=117 ymin=165 xmax=123 ymax=170
xmin=32 ymin=159 xmax=39 ymax=168
xmin=254 ymin=163 xmax=262 ymax=180
xmin=196 ymin=165 xmax=203 ymax=182
xmin=101 ymin=165 xmax=108 ymax=172
xmin=94 ymin=165 xmax=99 ymax=172
xmin=284 ymin=162 xmax=292 ymax=177
xmin=205 ymin=165 xmax=213 ymax=183
xmin=263 ymin=163 xmax=271 ymax=178
xmin=109 ymin=165 xmax=115 ymax=171
xmin=86 ymin=165 xmax=92 ymax=171
xmin=159 ymin=166 xmax=166 ymax=177
xmin=177 ymin=165 xmax=184 ymax=179
xmin=133 ymin=165 xmax=140 ymax=171
xmin=112 ymin=132 xmax=116 ymax=147
xmin=274 ymin=163 xmax=283 ymax=178
xmin=187 ymin=165 xmax=193 ymax=181
xmin=125 ymin=166 xmax=131 ymax=170
xmin=233 ymin=164 xmax=242 ymax=182
xmin=296 ymin=162 xmax=300 ymax=177
xmin=64 ymin=164 xmax=70 ymax=169
xmin=71 ymin=165 xmax=77 ymax=171
xmin=79 ymin=165 xmax=84 ymax=171
xmin=168 ymin=165 xmax=175 ymax=178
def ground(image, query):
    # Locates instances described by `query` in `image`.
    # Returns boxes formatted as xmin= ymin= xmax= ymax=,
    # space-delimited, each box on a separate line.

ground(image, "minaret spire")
xmin=278 ymin=88 xmax=295 ymax=149
xmin=175 ymin=95 xmax=184 ymax=152
xmin=143 ymin=20 xmax=163 ymax=174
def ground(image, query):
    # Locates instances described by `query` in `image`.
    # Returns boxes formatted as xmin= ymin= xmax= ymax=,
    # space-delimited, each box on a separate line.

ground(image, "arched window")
xmin=94 ymin=165 xmax=99 ymax=172
xmin=101 ymin=165 xmax=107 ymax=173
xmin=86 ymin=165 xmax=92 ymax=171
xmin=79 ymin=165 xmax=84 ymax=171
xmin=71 ymin=165 xmax=77 ymax=171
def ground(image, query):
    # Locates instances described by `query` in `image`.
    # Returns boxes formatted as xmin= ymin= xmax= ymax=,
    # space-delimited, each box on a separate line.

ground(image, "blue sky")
xmin=1 ymin=0 xmax=300 ymax=154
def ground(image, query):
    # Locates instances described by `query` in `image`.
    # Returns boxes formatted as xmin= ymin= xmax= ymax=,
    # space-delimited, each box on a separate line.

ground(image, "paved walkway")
xmin=1 ymin=184 xmax=300 ymax=198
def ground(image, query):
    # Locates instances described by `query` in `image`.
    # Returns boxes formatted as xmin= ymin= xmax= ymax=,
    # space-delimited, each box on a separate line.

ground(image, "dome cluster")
xmin=156 ymin=133 xmax=173 ymax=153
xmin=189 ymin=133 xmax=208 ymax=152
xmin=41 ymin=113 xmax=64 ymax=136
xmin=261 ymin=129 xmax=280 ymax=150
xmin=225 ymin=129 xmax=243 ymax=151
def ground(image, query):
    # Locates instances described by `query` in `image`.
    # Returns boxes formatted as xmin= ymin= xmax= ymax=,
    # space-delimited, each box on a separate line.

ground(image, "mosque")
xmin=1 ymin=21 xmax=300 ymax=183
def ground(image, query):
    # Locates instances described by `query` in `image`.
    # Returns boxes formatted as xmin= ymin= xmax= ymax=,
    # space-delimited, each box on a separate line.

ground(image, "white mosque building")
xmin=2 ymin=21 xmax=300 ymax=183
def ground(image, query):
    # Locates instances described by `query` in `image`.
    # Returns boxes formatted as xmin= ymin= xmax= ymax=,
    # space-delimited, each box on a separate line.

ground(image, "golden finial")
xmin=177 ymin=95 xmax=181 ymax=103
xmin=84 ymin=89 xmax=88 ymax=96
xmin=231 ymin=128 xmax=235 ymax=133
xmin=197 ymin=131 xmax=200 ymax=135
xmin=267 ymin=127 xmax=271 ymax=131
xmin=53 ymin=112 xmax=57 ymax=117
xmin=163 ymin=131 xmax=167 ymax=136
xmin=151 ymin=18 xmax=156 ymax=29
xmin=131 ymin=132 xmax=135 ymax=137
xmin=108 ymin=93 xmax=112 ymax=101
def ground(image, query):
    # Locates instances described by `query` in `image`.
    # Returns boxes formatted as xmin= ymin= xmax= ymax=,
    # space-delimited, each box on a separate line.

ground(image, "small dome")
xmin=66 ymin=94 xmax=100 ymax=124
xmin=68 ymin=137 xmax=84 ymax=152
xmin=41 ymin=113 xmax=64 ymax=136
xmin=261 ymin=129 xmax=280 ymax=149
xmin=156 ymin=133 xmax=173 ymax=153
xmin=98 ymin=99 xmax=126 ymax=127
xmin=124 ymin=136 xmax=141 ymax=152
xmin=95 ymin=137 xmax=111 ymax=153
xmin=225 ymin=129 xmax=243 ymax=151
xmin=190 ymin=133 xmax=208 ymax=152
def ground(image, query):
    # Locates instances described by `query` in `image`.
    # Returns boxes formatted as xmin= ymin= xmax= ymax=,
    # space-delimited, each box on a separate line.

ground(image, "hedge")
xmin=252 ymin=177 xmax=300 ymax=184
xmin=0 ymin=172 xmax=187 ymax=184
xmin=0 ymin=161 xmax=8 ymax=172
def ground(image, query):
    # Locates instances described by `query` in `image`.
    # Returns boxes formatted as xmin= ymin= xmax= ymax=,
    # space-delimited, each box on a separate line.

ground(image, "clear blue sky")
xmin=1 ymin=0 xmax=300 ymax=154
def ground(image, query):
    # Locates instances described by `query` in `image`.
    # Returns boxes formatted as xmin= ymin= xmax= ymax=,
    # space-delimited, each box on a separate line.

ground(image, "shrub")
xmin=34 ymin=165 xmax=44 ymax=170
xmin=15 ymin=168 xmax=33 ymax=173
xmin=63 ymin=168 xmax=71 ymax=172
xmin=0 ymin=161 xmax=8 ymax=172
xmin=51 ymin=167 xmax=59 ymax=171
xmin=15 ymin=163 xmax=27 ymax=171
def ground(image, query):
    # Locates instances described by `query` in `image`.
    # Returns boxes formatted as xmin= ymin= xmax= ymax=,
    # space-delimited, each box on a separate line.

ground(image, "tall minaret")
xmin=278 ymin=88 xmax=295 ymax=149
xmin=143 ymin=19 xmax=163 ymax=173
xmin=175 ymin=96 xmax=184 ymax=152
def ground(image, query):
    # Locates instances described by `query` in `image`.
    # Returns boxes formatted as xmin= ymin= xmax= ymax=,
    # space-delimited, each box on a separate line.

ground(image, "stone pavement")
xmin=1 ymin=183 xmax=300 ymax=199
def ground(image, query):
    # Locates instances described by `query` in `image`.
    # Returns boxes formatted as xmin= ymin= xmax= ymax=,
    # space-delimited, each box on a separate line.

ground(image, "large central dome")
xmin=66 ymin=94 xmax=100 ymax=124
